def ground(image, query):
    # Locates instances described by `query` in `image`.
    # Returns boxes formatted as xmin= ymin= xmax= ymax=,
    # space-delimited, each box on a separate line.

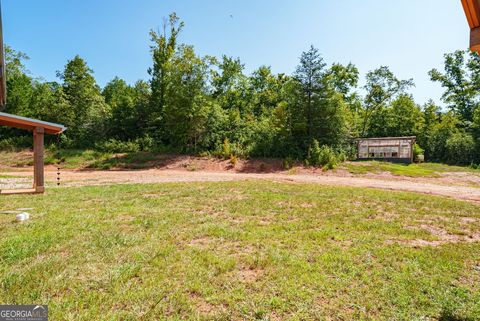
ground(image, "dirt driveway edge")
xmin=2 ymin=169 xmax=479 ymax=204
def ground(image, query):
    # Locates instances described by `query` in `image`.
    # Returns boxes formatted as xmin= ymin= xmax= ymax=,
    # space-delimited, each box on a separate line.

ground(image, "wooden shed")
xmin=0 ymin=112 xmax=66 ymax=195
xmin=357 ymin=136 xmax=416 ymax=164
xmin=462 ymin=0 xmax=480 ymax=53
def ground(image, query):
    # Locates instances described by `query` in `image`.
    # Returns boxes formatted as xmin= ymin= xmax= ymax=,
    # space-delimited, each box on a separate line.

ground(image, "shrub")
xmin=283 ymin=157 xmax=295 ymax=170
xmin=57 ymin=134 xmax=74 ymax=149
xmin=340 ymin=143 xmax=357 ymax=161
xmin=306 ymin=140 xmax=339 ymax=169
xmin=136 ymin=135 xmax=154 ymax=151
xmin=229 ymin=154 xmax=238 ymax=167
xmin=336 ymin=150 xmax=348 ymax=163
xmin=445 ymin=133 xmax=475 ymax=165
xmin=217 ymin=138 xmax=232 ymax=159
xmin=0 ymin=136 xmax=32 ymax=151
xmin=413 ymin=143 xmax=425 ymax=162
xmin=95 ymin=139 xmax=141 ymax=153
xmin=213 ymin=138 xmax=247 ymax=159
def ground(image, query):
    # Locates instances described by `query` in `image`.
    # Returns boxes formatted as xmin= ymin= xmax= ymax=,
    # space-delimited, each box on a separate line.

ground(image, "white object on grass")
xmin=16 ymin=212 xmax=30 ymax=222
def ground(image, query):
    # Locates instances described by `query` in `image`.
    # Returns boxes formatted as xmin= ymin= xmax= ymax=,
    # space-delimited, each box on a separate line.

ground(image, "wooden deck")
xmin=0 ymin=189 xmax=40 ymax=195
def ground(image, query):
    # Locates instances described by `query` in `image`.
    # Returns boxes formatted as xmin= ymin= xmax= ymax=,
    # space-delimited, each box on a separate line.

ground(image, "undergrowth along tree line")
xmin=1 ymin=13 xmax=480 ymax=166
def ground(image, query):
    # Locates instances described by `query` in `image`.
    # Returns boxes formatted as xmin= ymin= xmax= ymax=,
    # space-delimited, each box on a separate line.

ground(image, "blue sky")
xmin=3 ymin=0 xmax=468 ymax=105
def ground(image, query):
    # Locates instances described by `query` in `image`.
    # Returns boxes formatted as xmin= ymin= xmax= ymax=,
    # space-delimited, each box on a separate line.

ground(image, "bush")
xmin=94 ymin=136 xmax=161 ymax=153
xmin=95 ymin=139 xmax=141 ymax=153
xmin=0 ymin=136 xmax=32 ymax=151
xmin=340 ymin=143 xmax=357 ymax=161
xmin=283 ymin=157 xmax=295 ymax=170
xmin=56 ymin=134 xmax=74 ymax=149
xmin=213 ymin=138 xmax=247 ymax=159
xmin=136 ymin=135 xmax=155 ymax=151
xmin=306 ymin=140 xmax=339 ymax=169
xmin=216 ymin=138 xmax=232 ymax=159
xmin=229 ymin=154 xmax=238 ymax=167
xmin=445 ymin=133 xmax=475 ymax=165
xmin=335 ymin=149 xmax=348 ymax=163
xmin=413 ymin=143 xmax=425 ymax=162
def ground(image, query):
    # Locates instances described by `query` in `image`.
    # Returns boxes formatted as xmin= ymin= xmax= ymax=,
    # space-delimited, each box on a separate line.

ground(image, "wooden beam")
xmin=468 ymin=0 xmax=480 ymax=27
xmin=0 ymin=189 xmax=38 ymax=195
xmin=462 ymin=0 xmax=476 ymax=28
xmin=33 ymin=126 xmax=45 ymax=193
xmin=471 ymin=27 xmax=480 ymax=53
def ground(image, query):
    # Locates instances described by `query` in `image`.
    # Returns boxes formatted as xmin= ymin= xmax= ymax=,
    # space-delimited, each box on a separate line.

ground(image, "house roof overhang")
xmin=0 ymin=112 xmax=66 ymax=134
xmin=462 ymin=0 xmax=480 ymax=53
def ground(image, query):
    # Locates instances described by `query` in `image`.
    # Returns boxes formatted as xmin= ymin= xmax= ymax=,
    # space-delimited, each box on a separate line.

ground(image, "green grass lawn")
xmin=342 ymin=161 xmax=480 ymax=178
xmin=0 ymin=149 xmax=167 ymax=170
xmin=1 ymin=181 xmax=480 ymax=320
xmin=44 ymin=149 xmax=117 ymax=169
xmin=0 ymin=174 xmax=22 ymax=178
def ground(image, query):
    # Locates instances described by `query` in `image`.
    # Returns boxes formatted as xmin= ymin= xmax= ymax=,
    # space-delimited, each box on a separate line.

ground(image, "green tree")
xmin=325 ymin=63 xmax=359 ymax=102
xmin=148 ymin=13 xmax=184 ymax=138
xmin=5 ymin=45 xmax=29 ymax=79
xmin=445 ymin=132 xmax=476 ymax=165
xmin=4 ymin=46 xmax=33 ymax=116
xmin=29 ymin=81 xmax=63 ymax=120
xmin=362 ymin=66 xmax=414 ymax=137
xmin=325 ymin=63 xmax=361 ymax=139
xmin=102 ymin=77 xmax=140 ymax=141
xmin=162 ymin=45 xmax=212 ymax=150
xmin=212 ymin=56 xmax=252 ymax=114
xmin=428 ymin=112 xmax=460 ymax=162
xmin=418 ymin=100 xmax=441 ymax=159
xmin=293 ymin=46 xmax=327 ymax=140
xmin=368 ymin=94 xmax=423 ymax=138
xmin=429 ymin=50 xmax=480 ymax=123
xmin=249 ymin=66 xmax=288 ymax=116
xmin=287 ymin=46 xmax=347 ymax=153
xmin=57 ymin=55 xmax=108 ymax=145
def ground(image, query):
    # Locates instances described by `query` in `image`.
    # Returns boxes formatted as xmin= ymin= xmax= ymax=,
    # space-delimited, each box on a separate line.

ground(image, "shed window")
xmin=358 ymin=137 xmax=415 ymax=162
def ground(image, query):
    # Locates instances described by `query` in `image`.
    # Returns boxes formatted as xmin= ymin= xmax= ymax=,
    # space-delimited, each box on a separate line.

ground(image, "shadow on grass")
xmin=439 ymin=310 xmax=475 ymax=321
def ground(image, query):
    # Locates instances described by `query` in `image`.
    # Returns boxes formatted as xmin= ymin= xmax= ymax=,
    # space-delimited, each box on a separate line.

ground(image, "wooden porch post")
xmin=33 ymin=126 xmax=45 ymax=193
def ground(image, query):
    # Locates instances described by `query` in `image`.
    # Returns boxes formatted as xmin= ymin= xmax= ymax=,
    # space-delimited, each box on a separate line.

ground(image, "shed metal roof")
xmin=356 ymin=136 xmax=416 ymax=141
xmin=0 ymin=112 xmax=66 ymax=134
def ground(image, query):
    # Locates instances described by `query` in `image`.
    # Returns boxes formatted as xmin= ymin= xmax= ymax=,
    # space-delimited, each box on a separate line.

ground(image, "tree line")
xmin=1 ymin=13 xmax=480 ymax=165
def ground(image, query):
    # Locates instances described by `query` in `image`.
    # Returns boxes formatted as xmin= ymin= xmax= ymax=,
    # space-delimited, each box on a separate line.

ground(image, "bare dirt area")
xmin=365 ymin=170 xmax=480 ymax=188
xmin=2 ymin=153 xmax=480 ymax=202
xmin=2 ymin=164 xmax=480 ymax=204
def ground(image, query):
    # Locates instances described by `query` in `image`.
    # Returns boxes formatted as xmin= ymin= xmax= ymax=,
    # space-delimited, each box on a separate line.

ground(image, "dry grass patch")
xmin=237 ymin=267 xmax=264 ymax=283
xmin=391 ymin=223 xmax=480 ymax=247
xmin=188 ymin=236 xmax=214 ymax=247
